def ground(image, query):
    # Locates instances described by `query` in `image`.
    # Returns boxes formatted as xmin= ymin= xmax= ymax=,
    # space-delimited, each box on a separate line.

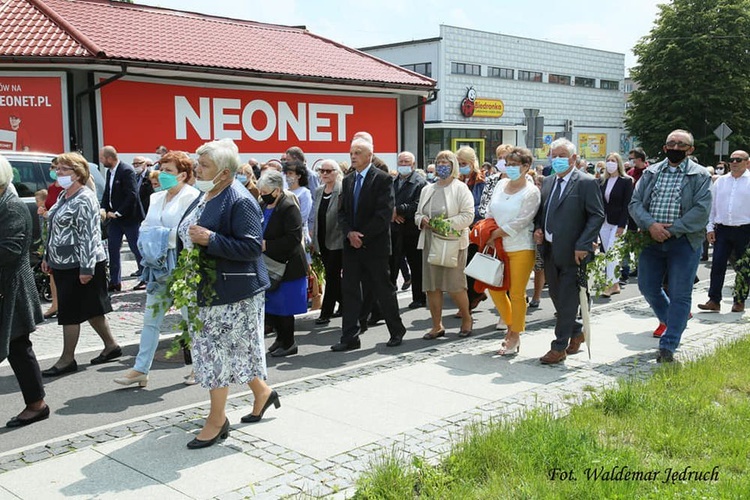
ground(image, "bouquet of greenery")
xmin=588 ymin=230 xmax=655 ymax=295
xmin=428 ymin=213 xmax=461 ymax=238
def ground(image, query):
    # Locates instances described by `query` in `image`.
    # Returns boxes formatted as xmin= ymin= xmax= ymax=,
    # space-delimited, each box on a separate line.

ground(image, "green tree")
xmin=627 ymin=0 xmax=750 ymax=163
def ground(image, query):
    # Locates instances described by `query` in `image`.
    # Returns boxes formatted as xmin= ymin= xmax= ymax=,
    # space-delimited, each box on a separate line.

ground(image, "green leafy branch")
xmin=734 ymin=248 xmax=750 ymax=303
xmin=310 ymin=251 xmax=325 ymax=285
xmin=429 ymin=213 xmax=461 ymax=238
xmin=588 ymin=231 xmax=655 ymax=295
xmin=152 ymin=247 xmax=217 ymax=359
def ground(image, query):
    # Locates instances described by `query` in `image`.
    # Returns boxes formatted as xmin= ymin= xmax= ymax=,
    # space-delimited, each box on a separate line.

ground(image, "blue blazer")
xmin=179 ymin=182 xmax=270 ymax=306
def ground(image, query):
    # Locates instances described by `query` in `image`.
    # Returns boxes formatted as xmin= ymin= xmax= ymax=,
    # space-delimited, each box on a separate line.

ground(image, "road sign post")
xmin=714 ymin=122 xmax=733 ymax=162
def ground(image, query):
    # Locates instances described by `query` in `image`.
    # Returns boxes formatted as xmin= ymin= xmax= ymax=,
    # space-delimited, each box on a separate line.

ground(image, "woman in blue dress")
xmin=258 ymin=171 xmax=309 ymax=357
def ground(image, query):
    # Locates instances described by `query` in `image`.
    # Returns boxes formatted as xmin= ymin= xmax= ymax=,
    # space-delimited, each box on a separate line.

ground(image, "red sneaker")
xmin=653 ymin=323 xmax=667 ymax=338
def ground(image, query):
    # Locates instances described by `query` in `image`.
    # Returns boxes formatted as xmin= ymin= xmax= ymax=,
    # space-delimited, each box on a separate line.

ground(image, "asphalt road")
xmin=0 ymin=260 xmax=713 ymax=454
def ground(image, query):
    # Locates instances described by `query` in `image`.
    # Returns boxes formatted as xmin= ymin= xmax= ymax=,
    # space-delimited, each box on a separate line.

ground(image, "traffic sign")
xmin=714 ymin=122 xmax=733 ymax=140
xmin=715 ymin=141 xmax=729 ymax=156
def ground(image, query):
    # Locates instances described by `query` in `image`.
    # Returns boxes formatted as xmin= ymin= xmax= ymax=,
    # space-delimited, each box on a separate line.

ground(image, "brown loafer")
xmin=540 ymin=349 xmax=567 ymax=365
xmin=697 ymin=300 xmax=721 ymax=312
xmin=732 ymin=302 xmax=745 ymax=313
xmin=566 ymin=334 xmax=585 ymax=355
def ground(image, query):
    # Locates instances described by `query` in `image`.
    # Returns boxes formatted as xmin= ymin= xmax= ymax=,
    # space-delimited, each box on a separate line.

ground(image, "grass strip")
xmin=354 ymin=336 xmax=750 ymax=499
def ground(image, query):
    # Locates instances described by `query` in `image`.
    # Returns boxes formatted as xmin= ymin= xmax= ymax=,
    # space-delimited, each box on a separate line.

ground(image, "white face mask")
xmin=57 ymin=175 xmax=74 ymax=189
xmin=195 ymin=170 xmax=222 ymax=193
xmin=605 ymin=161 xmax=618 ymax=174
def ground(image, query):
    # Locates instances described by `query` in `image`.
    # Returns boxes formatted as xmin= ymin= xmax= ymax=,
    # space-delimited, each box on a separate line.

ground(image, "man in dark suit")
xmin=391 ymin=151 xmax=426 ymax=308
xmin=99 ymin=146 xmax=143 ymax=292
xmin=332 ymin=138 xmax=406 ymax=351
xmin=534 ymin=138 xmax=604 ymax=364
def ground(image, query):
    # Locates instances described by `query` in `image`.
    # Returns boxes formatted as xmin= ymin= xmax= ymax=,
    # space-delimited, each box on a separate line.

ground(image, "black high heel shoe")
xmin=186 ymin=418 xmax=230 ymax=449
xmin=241 ymin=390 xmax=280 ymax=423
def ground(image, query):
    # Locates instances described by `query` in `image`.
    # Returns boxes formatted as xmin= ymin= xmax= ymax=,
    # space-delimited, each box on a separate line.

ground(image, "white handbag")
xmin=464 ymin=246 xmax=504 ymax=287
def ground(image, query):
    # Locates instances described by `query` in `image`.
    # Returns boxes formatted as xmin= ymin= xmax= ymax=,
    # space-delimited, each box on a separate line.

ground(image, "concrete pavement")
xmin=0 ymin=271 xmax=746 ymax=499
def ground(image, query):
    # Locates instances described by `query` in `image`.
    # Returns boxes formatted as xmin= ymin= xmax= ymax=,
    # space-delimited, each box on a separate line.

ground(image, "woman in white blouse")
xmin=486 ymin=147 xmax=541 ymax=355
xmin=113 ymin=151 xmax=200 ymax=387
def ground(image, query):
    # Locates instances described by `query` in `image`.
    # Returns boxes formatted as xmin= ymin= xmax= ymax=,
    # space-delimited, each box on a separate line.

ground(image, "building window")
xmin=601 ymin=79 xmax=620 ymax=90
xmin=549 ymin=74 xmax=571 ymax=85
xmin=488 ymin=67 xmax=514 ymax=79
xmin=402 ymin=62 xmax=432 ymax=77
xmin=575 ymin=76 xmax=595 ymax=88
xmin=518 ymin=70 xmax=542 ymax=82
xmin=452 ymin=62 xmax=481 ymax=76
xmin=624 ymin=82 xmax=634 ymax=93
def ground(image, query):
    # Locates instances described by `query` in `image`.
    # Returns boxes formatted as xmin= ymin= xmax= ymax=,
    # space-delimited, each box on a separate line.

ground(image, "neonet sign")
xmin=459 ymin=87 xmax=504 ymax=118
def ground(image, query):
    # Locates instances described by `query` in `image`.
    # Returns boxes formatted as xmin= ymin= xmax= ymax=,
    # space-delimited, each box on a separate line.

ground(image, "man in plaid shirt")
xmin=629 ymin=129 xmax=712 ymax=363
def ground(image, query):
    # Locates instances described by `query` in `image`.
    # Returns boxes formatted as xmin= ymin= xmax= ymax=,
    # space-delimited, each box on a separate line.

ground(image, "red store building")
xmin=0 ymin=0 xmax=436 ymax=166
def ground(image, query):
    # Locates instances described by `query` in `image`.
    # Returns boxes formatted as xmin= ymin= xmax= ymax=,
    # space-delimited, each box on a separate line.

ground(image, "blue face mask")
xmin=505 ymin=166 xmax=522 ymax=180
xmin=551 ymin=157 xmax=571 ymax=174
xmin=459 ymin=166 xmax=472 ymax=176
xmin=157 ymin=171 xmax=179 ymax=191
xmin=236 ymin=174 xmax=248 ymax=184
xmin=436 ymin=164 xmax=453 ymax=179
xmin=397 ymin=166 xmax=412 ymax=176
xmin=427 ymin=172 xmax=436 ymax=181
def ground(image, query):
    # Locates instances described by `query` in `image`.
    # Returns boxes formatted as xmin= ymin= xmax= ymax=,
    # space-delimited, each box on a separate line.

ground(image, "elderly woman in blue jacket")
xmin=177 ymin=139 xmax=278 ymax=449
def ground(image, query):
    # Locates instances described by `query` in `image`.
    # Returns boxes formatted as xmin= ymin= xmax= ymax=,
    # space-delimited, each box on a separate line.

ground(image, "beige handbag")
xmin=428 ymin=233 xmax=461 ymax=268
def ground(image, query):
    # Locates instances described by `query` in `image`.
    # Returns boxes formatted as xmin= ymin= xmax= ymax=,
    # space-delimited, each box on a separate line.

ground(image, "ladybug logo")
xmin=460 ymin=87 xmax=477 ymax=117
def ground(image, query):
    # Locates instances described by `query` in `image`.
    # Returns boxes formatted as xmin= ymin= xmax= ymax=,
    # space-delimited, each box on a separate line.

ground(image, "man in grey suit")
xmin=534 ymin=138 xmax=605 ymax=364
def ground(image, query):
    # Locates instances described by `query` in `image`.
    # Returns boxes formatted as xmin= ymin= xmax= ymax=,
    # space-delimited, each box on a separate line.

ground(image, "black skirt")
xmin=54 ymin=261 xmax=112 ymax=325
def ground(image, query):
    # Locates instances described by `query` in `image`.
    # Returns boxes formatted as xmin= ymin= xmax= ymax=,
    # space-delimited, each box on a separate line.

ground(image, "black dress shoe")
xmin=90 ymin=346 xmax=122 ymax=365
xmin=408 ymin=301 xmax=426 ymax=309
xmin=187 ymin=418 xmax=230 ymax=449
xmin=43 ymin=309 xmax=58 ymax=319
xmin=332 ymin=309 xmax=342 ymax=318
xmin=270 ymin=344 xmax=298 ymax=357
xmin=241 ymin=390 xmax=280 ymax=423
xmin=41 ymin=361 xmax=78 ymax=377
xmin=367 ymin=315 xmax=383 ymax=326
xmin=315 ymin=316 xmax=331 ymax=325
xmin=331 ymin=339 xmax=361 ymax=352
xmin=386 ymin=335 xmax=404 ymax=347
xmin=268 ymin=340 xmax=281 ymax=353
xmin=108 ymin=283 xmax=122 ymax=293
xmin=133 ymin=281 xmax=147 ymax=291
xmin=6 ymin=405 xmax=50 ymax=428
xmin=657 ymin=348 xmax=675 ymax=363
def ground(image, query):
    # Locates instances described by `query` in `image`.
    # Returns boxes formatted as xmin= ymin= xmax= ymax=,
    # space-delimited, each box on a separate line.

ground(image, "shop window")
xmin=549 ymin=74 xmax=571 ymax=85
xmin=518 ymin=70 xmax=542 ymax=82
xmin=575 ymin=76 xmax=595 ymax=88
xmin=488 ymin=67 xmax=514 ymax=79
xmin=601 ymin=79 xmax=620 ymax=90
xmin=402 ymin=62 xmax=432 ymax=77
xmin=452 ymin=62 xmax=481 ymax=76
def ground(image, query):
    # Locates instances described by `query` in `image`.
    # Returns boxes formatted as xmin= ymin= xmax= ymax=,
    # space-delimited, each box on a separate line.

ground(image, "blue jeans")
xmin=133 ymin=292 xmax=172 ymax=374
xmin=638 ymin=236 xmax=701 ymax=353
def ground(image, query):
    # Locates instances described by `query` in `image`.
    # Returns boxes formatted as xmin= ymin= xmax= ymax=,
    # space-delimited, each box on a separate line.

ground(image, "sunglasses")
xmin=318 ymin=169 xmax=335 ymax=174
xmin=728 ymin=157 xmax=747 ymax=163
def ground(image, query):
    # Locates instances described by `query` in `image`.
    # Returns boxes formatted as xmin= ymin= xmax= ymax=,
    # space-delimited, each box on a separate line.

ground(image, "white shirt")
xmin=141 ymin=185 xmax=200 ymax=247
xmin=708 ymin=170 xmax=750 ymax=230
xmin=487 ymin=178 xmax=541 ymax=252
xmin=544 ymin=168 xmax=575 ymax=242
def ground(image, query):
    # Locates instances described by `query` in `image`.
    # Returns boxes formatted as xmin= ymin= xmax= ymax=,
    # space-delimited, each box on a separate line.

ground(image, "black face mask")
xmin=665 ymin=149 xmax=687 ymax=164
xmin=261 ymin=192 xmax=277 ymax=205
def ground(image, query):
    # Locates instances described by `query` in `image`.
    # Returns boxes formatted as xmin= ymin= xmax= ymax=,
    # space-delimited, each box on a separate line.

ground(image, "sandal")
xmin=458 ymin=329 xmax=472 ymax=338
xmin=422 ymin=329 xmax=445 ymax=340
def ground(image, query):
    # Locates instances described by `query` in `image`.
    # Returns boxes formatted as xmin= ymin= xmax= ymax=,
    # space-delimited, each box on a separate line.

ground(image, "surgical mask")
xmin=717 ymin=168 xmax=725 ymax=175
xmin=505 ymin=165 xmax=522 ymax=180
xmin=49 ymin=170 xmax=57 ymax=181
xmin=427 ymin=172 xmax=436 ymax=181
xmin=605 ymin=161 xmax=618 ymax=174
xmin=236 ymin=174 xmax=248 ymax=184
xmin=551 ymin=157 xmax=571 ymax=174
xmin=261 ymin=192 xmax=277 ymax=205
xmin=194 ymin=171 xmax=222 ymax=192
xmin=157 ymin=171 xmax=179 ymax=191
xmin=496 ymin=159 xmax=507 ymax=173
xmin=397 ymin=166 xmax=412 ymax=176
xmin=436 ymin=164 xmax=453 ymax=179
xmin=134 ymin=166 xmax=144 ymax=174
xmin=459 ymin=166 xmax=472 ymax=176
xmin=57 ymin=175 xmax=73 ymax=189
xmin=665 ymin=149 xmax=687 ymax=164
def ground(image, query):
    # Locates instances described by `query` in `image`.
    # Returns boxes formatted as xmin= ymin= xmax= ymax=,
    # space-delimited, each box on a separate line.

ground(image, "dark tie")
xmin=353 ymin=173 xmax=363 ymax=218
xmin=105 ymin=169 xmax=113 ymax=210
xmin=545 ymin=177 xmax=565 ymax=236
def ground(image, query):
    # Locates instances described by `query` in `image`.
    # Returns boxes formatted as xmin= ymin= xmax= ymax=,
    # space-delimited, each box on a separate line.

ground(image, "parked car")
xmin=4 ymin=151 xmax=57 ymax=244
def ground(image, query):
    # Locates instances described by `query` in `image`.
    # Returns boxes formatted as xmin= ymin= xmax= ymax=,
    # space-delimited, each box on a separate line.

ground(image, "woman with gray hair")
xmin=311 ymin=159 xmax=344 ymax=325
xmin=258 ymin=170 xmax=308 ymax=356
xmin=177 ymin=139 xmax=278 ymax=449
xmin=0 ymin=154 xmax=47 ymax=427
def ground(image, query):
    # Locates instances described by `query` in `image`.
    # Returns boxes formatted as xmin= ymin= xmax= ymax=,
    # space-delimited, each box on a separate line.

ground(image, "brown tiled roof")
xmin=0 ymin=0 xmax=435 ymax=89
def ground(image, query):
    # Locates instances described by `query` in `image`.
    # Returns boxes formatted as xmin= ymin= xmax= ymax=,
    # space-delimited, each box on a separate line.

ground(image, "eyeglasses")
xmin=132 ymin=161 xmax=145 ymax=166
xmin=728 ymin=157 xmax=747 ymax=163
xmin=318 ymin=169 xmax=335 ymax=174
xmin=54 ymin=166 xmax=74 ymax=172
xmin=665 ymin=141 xmax=692 ymax=148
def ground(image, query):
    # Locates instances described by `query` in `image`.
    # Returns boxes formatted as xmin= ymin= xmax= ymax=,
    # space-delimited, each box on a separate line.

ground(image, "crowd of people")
xmin=2 ymin=127 xmax=743 ymax=447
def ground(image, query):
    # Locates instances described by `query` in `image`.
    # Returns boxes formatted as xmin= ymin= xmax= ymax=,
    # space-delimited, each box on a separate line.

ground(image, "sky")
xmin=136 ymin=0 xmax=665 ymax=71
